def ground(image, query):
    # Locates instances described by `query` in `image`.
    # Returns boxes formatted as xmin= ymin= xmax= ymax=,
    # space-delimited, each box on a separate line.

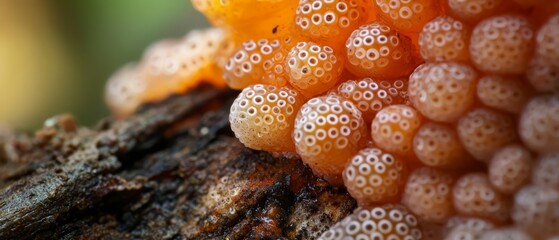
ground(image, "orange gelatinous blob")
xmin=418 ymin=16 xmax=471 ymax=62
xmin=453 ymin=173 xmax=511 ymax=223
xmin=141 ymin=28 xmax=233 ymax=101
xmin=447 ymin=0 xmax=515 ymax=23
xmin=488 ymin=144 xmax=533 ymax=194
xmin=343 ymin=147 xmax=407 ymax=205
xmin=444 ymin=217 xmax=495 ymax=240
xmin=535 ymin=13 xmax=559 ymax=71
xmin=469 ymin=15 xmax=535 ymax=75
xmin=457 ymin=108 xmax=517 ymax=162
xmin=224 ymin=38 xmax=293 ymax=89
xmin=319 ymin=205 xmax=423 ymax=240
xmin=373 ymin=0 xmax=443 ymax=33
xmin=345 ymin=22 xmax=417 ymax=79
xmin=532 ymin=153 xmax=559 ymax=189
xmin=294 ymin=0 xmax=372 ymax=50
xmin=229 ymin=84 xmax=305 ymax=152
xmin=104 ymin=64 xmax=147 ymax=118
xmin=527 ymin=57 xmax=559 ymax=93
xmin=286 ymin=42 xmax=344 ymax=98
xmin=413 ymin=123 xmax=471 ymax=169
xmin=332 ymin=78 xmax=408 ymax=123
xmin=519 ymin=94 xmax=559 ymax=153
xmin=293 ymin=95 xmax=368 ymax=185
xmin=479 ymin=228 xmax=533 ymax=240
xmin=402 ymin=167 xmax=455 ymax=223
xmin=512 ymin=185 xmax=559 ymax=238
xmin=192 ymin=0 xmax=299 ymax=40
xmin=476 ymin=75 xmax=534 ymax=114
xmin=371 ymin=105 xmax=422 ymax=156
xmin=408 ymin=62 xmax=478 ymax=123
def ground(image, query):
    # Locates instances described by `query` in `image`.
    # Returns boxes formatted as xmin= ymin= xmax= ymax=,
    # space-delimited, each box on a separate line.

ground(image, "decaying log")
xmin=0 ymin=85 xmax=355 ymax=240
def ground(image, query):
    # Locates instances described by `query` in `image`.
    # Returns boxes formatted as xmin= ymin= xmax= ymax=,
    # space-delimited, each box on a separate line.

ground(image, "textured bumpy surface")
xmin=0 ymin=86 xmax=356 ymax=240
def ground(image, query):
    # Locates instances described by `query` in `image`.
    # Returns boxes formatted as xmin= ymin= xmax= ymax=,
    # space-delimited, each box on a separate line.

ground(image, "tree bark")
xmin=0 ymin=85 xmax=355 ymax=240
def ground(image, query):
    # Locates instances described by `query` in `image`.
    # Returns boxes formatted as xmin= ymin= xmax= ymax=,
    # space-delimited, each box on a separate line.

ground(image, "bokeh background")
xmin=0 ymin=0 xmax=207 ymax=130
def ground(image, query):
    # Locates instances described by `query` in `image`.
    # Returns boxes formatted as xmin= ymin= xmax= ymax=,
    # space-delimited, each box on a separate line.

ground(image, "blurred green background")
xmin=0 ymin=0 xmax=207 ymax=130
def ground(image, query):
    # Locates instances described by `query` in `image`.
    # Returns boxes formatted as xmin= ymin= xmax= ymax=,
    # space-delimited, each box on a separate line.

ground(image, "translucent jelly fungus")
xmin=230 ymin=84 xmax=304 ymax=152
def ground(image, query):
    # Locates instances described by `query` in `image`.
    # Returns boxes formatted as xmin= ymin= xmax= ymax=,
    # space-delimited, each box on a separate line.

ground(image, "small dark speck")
xmin=272 ymin=25 xmax=279 ymax=34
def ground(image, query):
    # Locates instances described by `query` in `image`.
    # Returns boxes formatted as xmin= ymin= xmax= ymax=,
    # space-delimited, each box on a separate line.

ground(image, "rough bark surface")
xmin=0 ymin=85 xmax=355 ymax=240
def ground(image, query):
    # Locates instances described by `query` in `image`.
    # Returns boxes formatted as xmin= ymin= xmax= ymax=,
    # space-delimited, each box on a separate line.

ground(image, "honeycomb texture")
xmin=345 ymin=22 xmax=416 ymax=79
xmin=469 ymin=15 xmax=535 ymax=74
xmin=319 ymin=205 xmax=423 ymax=240
xmin=105 ymin=64 xmax=147 ymax=119
xmin=371 ymin=105 xmax=422 ymax=156
xmin=453 ymin=173 xmax=511 ymax=223
xmin=418 ymin=16 xmax=471 ymax=62
xmin=402 ymin=167 xmax=455 ymax=223
xmin=286 ymin=42 xmax=344 ymax=98
xmin=443 ymin=217 xmax=495 ymax=240
xmin=512 ymin=185 xmax=559 ymax=238
xmin=477 ymin=75 xmax=534 ymax=113
xmin=333 ymin=78 xmax=408 ymax=123
xmin=374 ymin=0 xmax=441 ymax=33
xmin=519 ymin=94 xmax=559 ymax=153
xmin=488 ymin=144 xmax=533 ymax=194
xmin=294 ymin=95 xmax=367 ymax=185
xmin=230 ymin=84 xmax=304 ymax=152
xmin=413 ymin=123 xmax=470 ymax=169
xmin=536 ymin=14 xmax=559 ymax=67
xmin=343 ymin=148 xmax=407 ymax=205
xmin=408 ymin=62 xmax=478 ymax=123
xmin=224 ymin=39 xmax=289 ymax=89
xmin=457 ymin=108 xmax=517 ymax=162
xmin=532 ymin=153 xmax=559 ymax=189
xmin=295 ymin=0 xmax=371 ymax=49
xmin=479 ymin=228 xmax=533 ymax=240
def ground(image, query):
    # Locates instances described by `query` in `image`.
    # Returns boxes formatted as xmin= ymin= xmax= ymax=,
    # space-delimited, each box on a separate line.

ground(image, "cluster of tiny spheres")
xmin=105 ymin=0 xmax=559 ymax=239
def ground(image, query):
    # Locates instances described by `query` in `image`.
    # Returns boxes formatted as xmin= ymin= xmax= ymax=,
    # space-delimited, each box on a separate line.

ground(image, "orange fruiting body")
xmin=293 ymin=95 xmax=367 ymax=185
xmin=224 ymin=38 xmax=292 ymax=89
xmin=469 ymin=15 xmax=535 ymax=74
xmin=333 ymin=78 xmax=408 ymax=123
xmin=371 ymin=105 xmax=422 ymax=156
xmin=343 ymin=148 xmax=407 ymax=205
xmin=286 ymin=42 xmax=344 ymax=98
xmin=457 ymin=108 xmax=517 ymax=162
xmin=373 ymin=0 xmax=442 ymax=33
xmin=413 ymin=123 xmax=470 ymax=169
xmin=141 ymin=28 xmax=232 ymax=101
xmin=477 ymin=75 xmax=534 ymax=114
xmin=408 ymin=62 xmax=478 ymax=123
xmin=319 ymin=205 xmax=423 ymax=240
xmin=230 ymin=84 xmax=304 ymax=152
xmin=105 ymin=64 xmax=147 ymax=119
xmin=402 ymin=167 xmax=455 ymax=223
xmin=532 ymin=153 xmax=559 ymax=189
xmin=536 ymin=14 xmax=559 ymax=67
xmin=294 ymin=0 xmax=371 ymax=50
xmin=453 ymin=173 xmax=511 ymax=223
xmin=192 ymin=0 xmax=299 ymax=39
xmin=444 ymin=217 xmax=495 ymax=240
xmin=448 ymin=0 xmax=507 ymax=23
xmin=512 ymin=185 xmax=559 ymax=238
xmin=488 ymin=144 xmax=533 ymax=194
xmin=418 ymin=16 xmax=471 ymax=62
xmin=345 ymin=22 xmax=417 ymax=79
xmin=519 ymin=94 xmax=559 ymax=153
